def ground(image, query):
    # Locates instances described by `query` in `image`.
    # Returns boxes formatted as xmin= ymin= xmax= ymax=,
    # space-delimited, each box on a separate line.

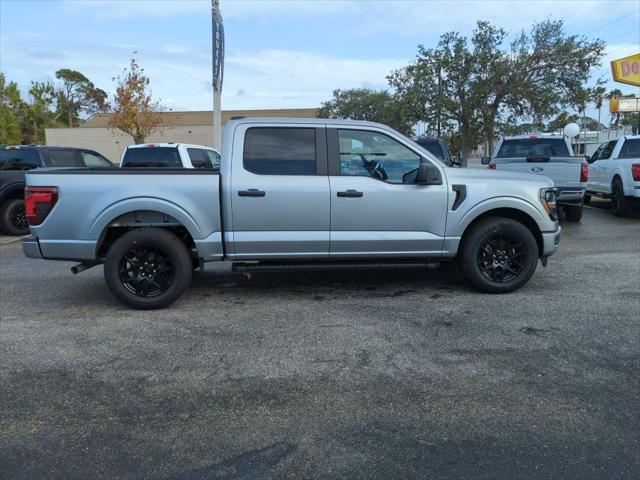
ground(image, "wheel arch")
xmin=459 ymin=207 xmax=544 ymax=256
xmin=0 ymin=183 xmax=26 ymax=204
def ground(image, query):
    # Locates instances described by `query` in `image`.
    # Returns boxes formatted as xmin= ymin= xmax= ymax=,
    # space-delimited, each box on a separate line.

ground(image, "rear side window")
xmin=122 ymin=147 xmax=181 ymax=167
xmin=243 ymin=127 xmax=316 ymax=175
xmin=618 ymin=139 xmax=640 ymax=158
xmin=46 ymin=149 xmax=83 ymax=167
xmin=187 ymin=148 xmax=215 ymax=169
xmin=0 ymin=149 xmax=42 ymax=170
xmin=497 ymin=139 xmax=570 ymax=158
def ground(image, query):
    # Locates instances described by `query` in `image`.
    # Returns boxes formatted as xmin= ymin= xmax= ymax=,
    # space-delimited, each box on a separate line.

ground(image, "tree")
xmin=23 ymin=81 xmax=59 ymax=144
xmin=0 ymin=73 xmax=24 ymax=144
xmin=389 ymin=20 xmax=605 ymax=159
xmin=108 ymin=57 xmax=165 ymax=144
xmin=318 ymin=88 xmax=413 ymax=135
xmin=55 ymin=69 xmax=109 ymax=127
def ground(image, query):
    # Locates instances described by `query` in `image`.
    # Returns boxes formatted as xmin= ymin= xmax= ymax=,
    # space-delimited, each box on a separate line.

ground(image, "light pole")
xmin=212 ymin=0 xmax=224 ymax=151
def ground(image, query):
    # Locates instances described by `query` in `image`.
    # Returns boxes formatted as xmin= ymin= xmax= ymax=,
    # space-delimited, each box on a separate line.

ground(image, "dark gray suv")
xmin=0 ymin=146 xmax=112 ymax=235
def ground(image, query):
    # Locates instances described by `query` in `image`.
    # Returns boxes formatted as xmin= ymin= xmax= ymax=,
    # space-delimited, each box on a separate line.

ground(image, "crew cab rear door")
xmin=327 ymin=127 xmax=447 ymax=257
xmin=229 ymin=125 xmax=330 ymax=259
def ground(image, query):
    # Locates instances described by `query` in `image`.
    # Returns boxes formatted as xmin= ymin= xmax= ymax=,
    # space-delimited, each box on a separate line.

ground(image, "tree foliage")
xmin=0 ymin=73 xmax=24 ymax=144
xmin=55 ymin=68 xmax=110 ymax=127
xmin=318 ymin=88 xmax=414 ymax=135
xmin=108 ymin=57 xmax=165 ymax=144
xmin=385 ymin=20 xmax=605 ymax=159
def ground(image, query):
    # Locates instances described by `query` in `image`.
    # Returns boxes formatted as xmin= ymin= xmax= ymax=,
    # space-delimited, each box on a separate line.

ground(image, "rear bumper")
xmin=556 ymin=187 xmax=585 ymax=204
xmin=541 ymin=226 xmax=561 ymax=257
xmin=22 ymin=235 xmax=43 ymax=259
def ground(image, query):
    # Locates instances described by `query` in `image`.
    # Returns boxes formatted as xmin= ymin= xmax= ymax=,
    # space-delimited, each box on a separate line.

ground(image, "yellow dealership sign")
xmin=610 ymin=53 xmax=640 ymax=87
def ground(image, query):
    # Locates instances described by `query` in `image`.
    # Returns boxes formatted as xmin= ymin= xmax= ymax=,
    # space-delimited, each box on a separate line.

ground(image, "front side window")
xmin=600 ymin=141 xmax=616 ymax=160
xmin=205 ymin=149 xmax=221 ymax=168
xmin=0 ymin=149 xmax=42 ymax=170
xmin=47 ymin=149 xmax=82 ymax=167
xmin=122 ymin=147 xmax=181 ymax=167
xmin=81 ymin=151 xmax=112 ymax=167
xmin=243 ymin=127 xmax=316 ymax=175
xmin=338 ymin=129 xmax=421 ymax=184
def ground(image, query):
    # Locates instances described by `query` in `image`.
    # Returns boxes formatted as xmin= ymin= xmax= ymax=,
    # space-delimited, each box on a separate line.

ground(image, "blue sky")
xmin=1 ymin=0 xmax=639 ymax=118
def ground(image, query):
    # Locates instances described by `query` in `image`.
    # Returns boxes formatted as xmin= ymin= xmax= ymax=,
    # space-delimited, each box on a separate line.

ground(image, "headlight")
xmin=539 ymin=188 xmax=557 ymax=221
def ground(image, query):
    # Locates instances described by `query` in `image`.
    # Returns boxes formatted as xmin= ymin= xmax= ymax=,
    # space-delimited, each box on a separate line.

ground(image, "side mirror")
xmin=451 ymin=157 xmax=461 ymax=167
xmin=415 ymin=161 xmax=442 ymax=185
xmin=480 ymin=156 xmax=491 ymax=165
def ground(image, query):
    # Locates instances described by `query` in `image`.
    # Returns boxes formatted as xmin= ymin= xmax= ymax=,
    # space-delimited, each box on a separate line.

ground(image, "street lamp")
xmin=212 ymin=0 xmax=224 ymax=151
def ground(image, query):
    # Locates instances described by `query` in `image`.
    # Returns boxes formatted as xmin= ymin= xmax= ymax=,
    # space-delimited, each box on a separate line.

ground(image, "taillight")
xmin=632 ymin=164 xmax=640 ymax=181
xmin=24 ymin=186 xmax=58 ymax=226
xmin=488 ymin=163 xmax=496 ymax=170
xmin=580 ymin=162 xmax=588 ymax=182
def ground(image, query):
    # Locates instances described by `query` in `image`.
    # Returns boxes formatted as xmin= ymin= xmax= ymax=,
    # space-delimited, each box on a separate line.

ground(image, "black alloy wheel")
xmin=118 ymin=245 xmax=175 ymax=297
xmin=477 ymin=232 xmax=527 ymax=283
xmin=1 ymin=199 xmax=30 ymax=236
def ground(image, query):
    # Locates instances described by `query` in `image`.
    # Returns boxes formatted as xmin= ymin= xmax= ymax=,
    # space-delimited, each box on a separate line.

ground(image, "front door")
xmin=328 ymin=128 xmax=448 ymax=257
xmin=230 ymin=125 xmax=330 ymax=259
xmin=590 ymin=141 xmax=615 ymax=192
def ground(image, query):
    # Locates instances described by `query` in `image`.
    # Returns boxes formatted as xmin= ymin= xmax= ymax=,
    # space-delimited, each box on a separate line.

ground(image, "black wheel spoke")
xmin=118 ymin=244 xmax=175 ymax=298
xmin=477 ymin=230 xmax=527 ymax=283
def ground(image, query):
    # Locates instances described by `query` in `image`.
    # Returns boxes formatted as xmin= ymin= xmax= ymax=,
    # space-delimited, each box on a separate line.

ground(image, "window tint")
xmin=0 ymin=149 xmax=42 ymax=170
xmin=600 ymin=141 xmax=616 ymax=160
xmin=187 ymin=148 xmax=209 ymax=168
xmin=122 ymin=147 xmax=181 ymax=167
xmin=618 ymin=139 xmax=640 ymax=158
xmin=338 ymin=129 xmax=421 ymax=184
xmin=590 ymin=142 xmax=606 ymax=162
xmin=46 ymin=149 xmax=82 ymax=167
xmin=243 ymin=128 xmax=316 ymax=175
xmin=416 ymin=139 xmax=445 ymax=160
xmin=205 ymin=149 xmax=221 ymax=168
xmin=81 ymin=151 xmax=112 ymax=167
xmin=496 ymin=138 xmax=570 ymax=158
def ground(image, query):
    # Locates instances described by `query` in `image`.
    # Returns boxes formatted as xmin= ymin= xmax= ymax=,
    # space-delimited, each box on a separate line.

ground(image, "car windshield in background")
xmin=497 ymin=138 xmax=570 ymax=158
xmin=122 ymin=147 xmax=181 ymax=167
xmin=0 ymin=149 xmax=42 ymax=170
xmin=618 ymin=139 xmax=640 ymax=158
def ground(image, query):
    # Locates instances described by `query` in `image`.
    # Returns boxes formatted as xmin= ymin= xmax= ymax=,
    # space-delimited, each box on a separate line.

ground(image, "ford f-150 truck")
xmin=585 ymin=135 xmax=640 ymax=216
xmin=22 ymin=118 xmax=561 ymax=309
xmin=482 ymin=134 xmax=588 ymax=222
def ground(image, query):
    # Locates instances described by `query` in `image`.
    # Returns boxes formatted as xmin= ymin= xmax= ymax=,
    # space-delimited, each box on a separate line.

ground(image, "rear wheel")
xmin=104 ymin=228 xmax=192 ymax=309
xmin=611 ymin=178 xmax=633 ymax=217
xmin=460 ymin=217 xmax=538 ymax=293
xmin=564 ymin=203 xmax=583 ymax=222
xmin=0 ymin=199 xmax=29 ymax=236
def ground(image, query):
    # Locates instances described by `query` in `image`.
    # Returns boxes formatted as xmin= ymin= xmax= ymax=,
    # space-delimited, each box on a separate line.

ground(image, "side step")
xmin=231 ymin=259 xmax=441 ymax=273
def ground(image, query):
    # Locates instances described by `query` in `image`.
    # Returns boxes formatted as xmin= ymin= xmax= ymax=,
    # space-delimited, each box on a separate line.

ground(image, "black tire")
xmin=583 ymin=194 xmax=591 ymax=205
xmin=0 ymin=199 xmax=29 ymax=236
xmin=564 ymin=203 xmax=583 ymax=222
xmin=104 ymin=228 xmax=192 ymax=309
xmin=459 ymin=217 xmax=538 ymax=293
xmin=611 ymin=178 xmax=633 ymax=217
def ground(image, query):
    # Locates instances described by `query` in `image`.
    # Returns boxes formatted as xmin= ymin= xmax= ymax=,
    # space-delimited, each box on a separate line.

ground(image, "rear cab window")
xmin=0 ymin=148 xmax=43 ymax=170
xmin=243 ymin=127 xmax=316 ymax=175
xmin=497 ymin=138 xmax=571 ymax=158
xmin=122 ymin=147 xmax=181 ymax=167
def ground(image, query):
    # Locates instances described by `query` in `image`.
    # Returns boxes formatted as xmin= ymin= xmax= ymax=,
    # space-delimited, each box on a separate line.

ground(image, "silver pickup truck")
xmin=22 ymin=118 xmax=561 ymax=309
xmin=482 ymin=134 xmax=588 ymax=222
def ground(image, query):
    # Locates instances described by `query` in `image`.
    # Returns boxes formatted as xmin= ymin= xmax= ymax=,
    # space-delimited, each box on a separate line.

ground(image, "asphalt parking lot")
xmin=1 ymin=199 xmax=639 ymax=480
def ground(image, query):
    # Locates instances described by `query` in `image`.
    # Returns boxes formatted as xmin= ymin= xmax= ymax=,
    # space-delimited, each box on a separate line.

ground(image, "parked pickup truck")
xmin=22 ymin=118 xmax=561 ymax=309
xmin=482 ymin=134 xmax=588 ymax=222
xmin=0 ymin=145 xmax=112 ymax=235
xmin=586 ymin=135 xmax=640 ymax=216
xmin=120 ymin=143 xmax=221 ymax=169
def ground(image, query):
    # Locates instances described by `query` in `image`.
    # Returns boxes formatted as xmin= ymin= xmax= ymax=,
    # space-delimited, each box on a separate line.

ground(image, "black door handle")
xmin=238 ymin=189 xmax=266 ymax=197
xmin=337 ymin=190 xmax=363 ymax=198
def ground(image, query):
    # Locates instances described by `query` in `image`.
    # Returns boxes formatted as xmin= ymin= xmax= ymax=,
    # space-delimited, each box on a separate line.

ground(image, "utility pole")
xmin=211 ymin=0 xmax=224 ymax=151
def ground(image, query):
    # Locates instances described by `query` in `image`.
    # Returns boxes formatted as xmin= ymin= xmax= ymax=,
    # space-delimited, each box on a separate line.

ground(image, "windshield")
xmin=497 ymin=138 xmax=570 ymax=158
xmin=122 ymin=147 xmax=181 ymax=167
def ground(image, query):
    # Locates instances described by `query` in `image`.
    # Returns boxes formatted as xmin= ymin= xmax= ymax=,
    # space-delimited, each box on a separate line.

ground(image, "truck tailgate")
xmin=492 ymin=156 xmax=583 ymax=189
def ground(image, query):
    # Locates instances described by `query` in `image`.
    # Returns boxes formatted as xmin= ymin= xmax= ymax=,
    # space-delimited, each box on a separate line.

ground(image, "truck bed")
xmin=25 ymin=168 xmax=223 ymax=261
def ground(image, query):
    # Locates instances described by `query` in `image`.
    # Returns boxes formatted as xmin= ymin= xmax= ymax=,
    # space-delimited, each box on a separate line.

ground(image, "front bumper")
xmin=541 ymin=226 xmax=561 ymax=257
xmin=22 ymin=235 xmax=43 ymax=259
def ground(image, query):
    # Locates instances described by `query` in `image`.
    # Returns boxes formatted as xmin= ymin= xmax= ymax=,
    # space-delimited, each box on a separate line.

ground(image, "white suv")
xmin=120 ymin=143 xmax=221 ymax=169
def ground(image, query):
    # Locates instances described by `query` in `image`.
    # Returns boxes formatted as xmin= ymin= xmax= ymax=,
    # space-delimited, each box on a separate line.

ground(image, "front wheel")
xmin=564 ymin=203 xmax=583 ymax=222
xmin=104 ymin=228 xmax=192 ymax=309
xmin=459 ymin=217 xmax=539 ymax=293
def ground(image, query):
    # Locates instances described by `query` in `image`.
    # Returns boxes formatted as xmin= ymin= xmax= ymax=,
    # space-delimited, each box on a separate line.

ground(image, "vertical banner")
xmin=212 ymin=0 xmax=224 ymax=150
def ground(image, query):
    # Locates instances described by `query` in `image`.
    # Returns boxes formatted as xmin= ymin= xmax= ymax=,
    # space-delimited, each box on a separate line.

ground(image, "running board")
xmin=232 ymin=259 xmax=441 ymax=273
